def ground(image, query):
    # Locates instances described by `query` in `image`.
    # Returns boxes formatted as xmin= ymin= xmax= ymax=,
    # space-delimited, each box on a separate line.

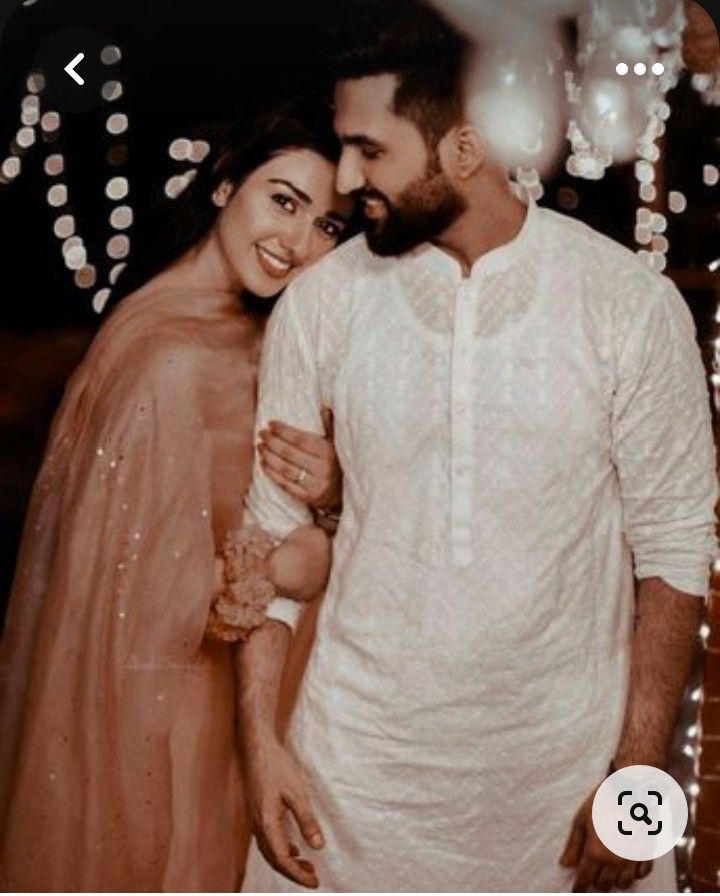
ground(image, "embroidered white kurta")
xmin=242 ymin=202 xmax=717 ymax=892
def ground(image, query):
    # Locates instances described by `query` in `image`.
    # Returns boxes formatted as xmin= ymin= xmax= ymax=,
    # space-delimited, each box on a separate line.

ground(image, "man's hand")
xmin=560 ymin=580 xmax=701 ymax=890
xmin=259 ymin=408 xmax=341 ymax=511
xmin=244 ymin=738 xmax=325 ymax=889
xmin=559 ymin=787 xmax=653 ymax=891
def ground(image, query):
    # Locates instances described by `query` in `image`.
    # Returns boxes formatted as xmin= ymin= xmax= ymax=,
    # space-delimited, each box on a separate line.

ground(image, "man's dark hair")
xmin=330 ymin=0 xmax=471 ymax=149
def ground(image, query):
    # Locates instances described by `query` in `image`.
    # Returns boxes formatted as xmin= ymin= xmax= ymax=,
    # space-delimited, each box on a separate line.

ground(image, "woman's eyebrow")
xmin=268 ymin=178 xmax=311 ymax=205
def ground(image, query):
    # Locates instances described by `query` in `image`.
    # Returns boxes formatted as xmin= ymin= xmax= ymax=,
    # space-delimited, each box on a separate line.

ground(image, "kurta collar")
xmin=408 ymin=198 xmax=539 ymax=283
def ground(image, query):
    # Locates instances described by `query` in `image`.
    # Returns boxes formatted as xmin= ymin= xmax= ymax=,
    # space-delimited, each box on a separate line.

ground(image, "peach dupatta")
xmin=0 ymin=286 xmax=266 ymax=891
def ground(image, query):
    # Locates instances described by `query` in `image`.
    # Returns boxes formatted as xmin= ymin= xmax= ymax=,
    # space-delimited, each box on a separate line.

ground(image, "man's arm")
xmin=611 ymin=280 xmax=715 ymax=770
xmin=561 ymin=579 xmax=703 ymax=891
xmin=561 ymin=276 xmax=717 ymax=892
xmin=245 ymin=281 xmax=327 ymax=632
xmin=614 ymin=577 xmax=702 ymax=770
xmin=236 ymin=621 xmax=324 ymax=889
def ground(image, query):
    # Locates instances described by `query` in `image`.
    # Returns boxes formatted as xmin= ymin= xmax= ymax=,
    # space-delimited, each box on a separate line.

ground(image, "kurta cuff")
xmin=265 ymin=596 xmax=302 ymax=632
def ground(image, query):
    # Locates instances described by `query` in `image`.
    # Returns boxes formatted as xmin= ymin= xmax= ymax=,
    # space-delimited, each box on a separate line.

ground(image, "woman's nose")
xmin=336 ymin=150 xmax=365 ymax=196
xmin=284 ymin=215 xmax=314 ymax=262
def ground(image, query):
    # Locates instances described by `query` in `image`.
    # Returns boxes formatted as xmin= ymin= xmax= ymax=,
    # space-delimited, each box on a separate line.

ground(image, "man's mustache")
xmin=357 ymin=188 xmax=389 ymax=205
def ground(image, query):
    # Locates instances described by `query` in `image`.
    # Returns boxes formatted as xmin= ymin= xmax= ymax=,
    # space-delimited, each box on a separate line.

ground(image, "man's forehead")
xmin=334 ymin=73 xmax=399 ymax=129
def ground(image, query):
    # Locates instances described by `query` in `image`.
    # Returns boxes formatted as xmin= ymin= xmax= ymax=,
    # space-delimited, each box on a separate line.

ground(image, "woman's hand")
xmin=268 ymin=525 xmax=331 ymax=602
xmin=258 ymin=408 xmax=341 ymax=511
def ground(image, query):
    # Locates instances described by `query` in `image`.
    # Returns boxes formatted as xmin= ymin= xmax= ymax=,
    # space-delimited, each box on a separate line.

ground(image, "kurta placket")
xmin=450 ymin=277 xmax=475 ymax=567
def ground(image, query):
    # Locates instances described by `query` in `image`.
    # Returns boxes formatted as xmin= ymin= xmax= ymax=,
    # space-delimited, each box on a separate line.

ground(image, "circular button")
xmin=32 ymin=26 xmax=121 ymax=114
xmin=591 ymin=765 xmax=688 ymax=861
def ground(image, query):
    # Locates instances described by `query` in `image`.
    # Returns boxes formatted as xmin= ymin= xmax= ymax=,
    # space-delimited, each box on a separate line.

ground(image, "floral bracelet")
xmin=205 ymin=525 xmax=278 ymax=642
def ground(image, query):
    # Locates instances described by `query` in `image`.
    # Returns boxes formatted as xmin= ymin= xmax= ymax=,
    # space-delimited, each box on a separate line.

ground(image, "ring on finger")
xmin=294 ymin=468 xmax=309 ymax=485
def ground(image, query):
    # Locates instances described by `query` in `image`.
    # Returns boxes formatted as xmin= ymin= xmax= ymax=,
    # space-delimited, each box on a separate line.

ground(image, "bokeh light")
xmin=105 ymin=176 xmax=129 ymax=200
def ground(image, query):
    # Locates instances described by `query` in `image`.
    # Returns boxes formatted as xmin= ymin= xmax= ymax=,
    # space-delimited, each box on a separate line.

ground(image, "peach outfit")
xmin=1 ymin=286 xmax=268 ymax=891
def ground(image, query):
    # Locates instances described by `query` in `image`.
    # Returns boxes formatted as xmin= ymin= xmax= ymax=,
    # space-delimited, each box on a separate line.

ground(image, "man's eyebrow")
xmin=340 ymin=134 xmax=383 ymax=148
xmin=268 ymin=178 xmax=311 ymax=205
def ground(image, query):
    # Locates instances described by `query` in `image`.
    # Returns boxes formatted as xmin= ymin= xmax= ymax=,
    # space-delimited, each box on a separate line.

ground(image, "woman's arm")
xmin=206 ymin=521 xmax=330 ymax=644
xmin=207 ymin=404 xmax=338 ymax=643
xmin=257 ymin=408 xmax=342 ymax=517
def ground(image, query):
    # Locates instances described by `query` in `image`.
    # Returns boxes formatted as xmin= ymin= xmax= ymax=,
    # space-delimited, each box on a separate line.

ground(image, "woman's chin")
xmin=249 ymin=284 xmax=286 ymax=300
xmin=242 ymin=269 xmax=293 ymax=298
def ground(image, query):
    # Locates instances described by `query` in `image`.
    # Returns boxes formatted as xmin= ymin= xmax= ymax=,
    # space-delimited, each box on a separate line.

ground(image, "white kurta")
xmin=243 ymin=202 xmax=717 ymax=892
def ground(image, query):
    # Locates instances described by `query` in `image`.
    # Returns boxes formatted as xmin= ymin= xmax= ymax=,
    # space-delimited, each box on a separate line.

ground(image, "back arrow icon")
xmin=64 ymin=52 xmax=85 ymax=85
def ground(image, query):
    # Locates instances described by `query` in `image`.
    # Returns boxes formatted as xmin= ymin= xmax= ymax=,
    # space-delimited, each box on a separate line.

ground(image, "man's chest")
xmin=328 ymin=294 xmax=613 ymax=475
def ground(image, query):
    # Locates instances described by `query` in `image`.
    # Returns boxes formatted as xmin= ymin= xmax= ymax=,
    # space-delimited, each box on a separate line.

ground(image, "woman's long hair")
xmin=111 ymin=100 xmax=344 ymax=309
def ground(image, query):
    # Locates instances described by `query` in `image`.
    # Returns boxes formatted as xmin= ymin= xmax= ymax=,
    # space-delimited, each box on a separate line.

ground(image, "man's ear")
xmin=439 ymin=125 xmax=485 ymax=180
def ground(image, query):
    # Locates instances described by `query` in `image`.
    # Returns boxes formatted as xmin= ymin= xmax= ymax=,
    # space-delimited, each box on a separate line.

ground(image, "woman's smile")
xmin=255 ymin=242 xmax=293 ymax=279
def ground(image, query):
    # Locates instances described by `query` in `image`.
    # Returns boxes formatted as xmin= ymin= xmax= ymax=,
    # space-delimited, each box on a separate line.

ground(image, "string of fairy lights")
xmin=0 ymin=44 xmax=130 ymax=313
xmin=0 ymin=40 xmax=213 ymax=312
xmin=165 ymin=137 xmax=210 ymax=197
xmin=696 ymin=70 xmax=720 ymax=893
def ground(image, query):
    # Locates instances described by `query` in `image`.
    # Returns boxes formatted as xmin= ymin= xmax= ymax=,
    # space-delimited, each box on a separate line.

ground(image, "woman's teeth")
xmin=256 ymin=244 xmax=292 ymax=278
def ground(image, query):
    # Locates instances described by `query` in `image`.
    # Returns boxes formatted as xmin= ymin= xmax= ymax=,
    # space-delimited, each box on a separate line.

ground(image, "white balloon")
xmin=466 ymin=30 xmax=568 ymax=174
xmin=434 ymin=0 xmax=589 ymax=35
xmin=577 ymin=32 xmax=653 ymax=163
xmin=582 ymin=0 xmax=684 ymax=45
xmin=508 ymin=0 xmax=589 ymax=21
xmin=579 ymin=78 xmax=643 ymax=160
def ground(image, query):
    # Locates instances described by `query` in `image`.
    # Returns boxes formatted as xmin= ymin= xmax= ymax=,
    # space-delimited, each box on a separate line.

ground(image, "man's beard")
xmin=362 ymin=170 xmax=467 ymax=258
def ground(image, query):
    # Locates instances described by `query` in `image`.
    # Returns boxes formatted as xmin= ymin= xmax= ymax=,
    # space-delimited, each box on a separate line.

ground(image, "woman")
xmin=0 ymin=104 xmax=352 ymax=891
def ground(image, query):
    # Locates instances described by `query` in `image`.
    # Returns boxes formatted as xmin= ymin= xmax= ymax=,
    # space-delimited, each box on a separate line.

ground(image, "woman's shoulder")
xmin=93 ymin=308 xmax=200 ymax=381
xmin=93 ymin=283 xmax=256 ymax=373
xmin=74 ymin=305 xmax=212 ymax=420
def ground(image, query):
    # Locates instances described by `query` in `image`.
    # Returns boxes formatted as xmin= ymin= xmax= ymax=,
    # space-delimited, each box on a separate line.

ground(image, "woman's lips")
xmin=255 ymin=244 xmax=292 ymax=279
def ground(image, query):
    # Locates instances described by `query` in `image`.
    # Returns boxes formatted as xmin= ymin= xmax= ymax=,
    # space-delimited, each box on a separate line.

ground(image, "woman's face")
xmin=214 ymin=148 xmax=353 ymax=297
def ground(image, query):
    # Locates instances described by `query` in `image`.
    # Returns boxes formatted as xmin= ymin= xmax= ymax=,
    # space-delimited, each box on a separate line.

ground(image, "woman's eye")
xmin=316 ymin=219 xmax=342 ymax=241
xmin=271 ymin=193 xmax=297 ymax=213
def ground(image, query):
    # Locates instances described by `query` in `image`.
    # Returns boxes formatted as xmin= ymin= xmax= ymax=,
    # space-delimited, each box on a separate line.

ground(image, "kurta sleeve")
xmin=244 ymin=280 xmax=325 ymax=630
xmin=611 ymin=278 xmax=718 ymax=597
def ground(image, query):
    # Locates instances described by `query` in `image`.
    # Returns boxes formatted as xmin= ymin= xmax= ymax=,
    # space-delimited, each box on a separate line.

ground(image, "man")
xmin=238 ymin=1 xmax=717 ymax=890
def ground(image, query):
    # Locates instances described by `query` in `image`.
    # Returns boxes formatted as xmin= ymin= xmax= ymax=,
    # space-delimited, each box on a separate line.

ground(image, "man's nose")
xmin=336 ymin=150 xmax=365 ymax=195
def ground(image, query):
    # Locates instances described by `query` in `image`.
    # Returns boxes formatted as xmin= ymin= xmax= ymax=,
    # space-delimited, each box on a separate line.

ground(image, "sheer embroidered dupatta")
xmin=0 ymin=287 xmax=261 ymax=890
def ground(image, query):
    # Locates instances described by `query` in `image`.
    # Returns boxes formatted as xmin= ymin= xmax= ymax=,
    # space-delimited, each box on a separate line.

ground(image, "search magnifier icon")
xmin=630 ymin=802 xmax=652 ymax=825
